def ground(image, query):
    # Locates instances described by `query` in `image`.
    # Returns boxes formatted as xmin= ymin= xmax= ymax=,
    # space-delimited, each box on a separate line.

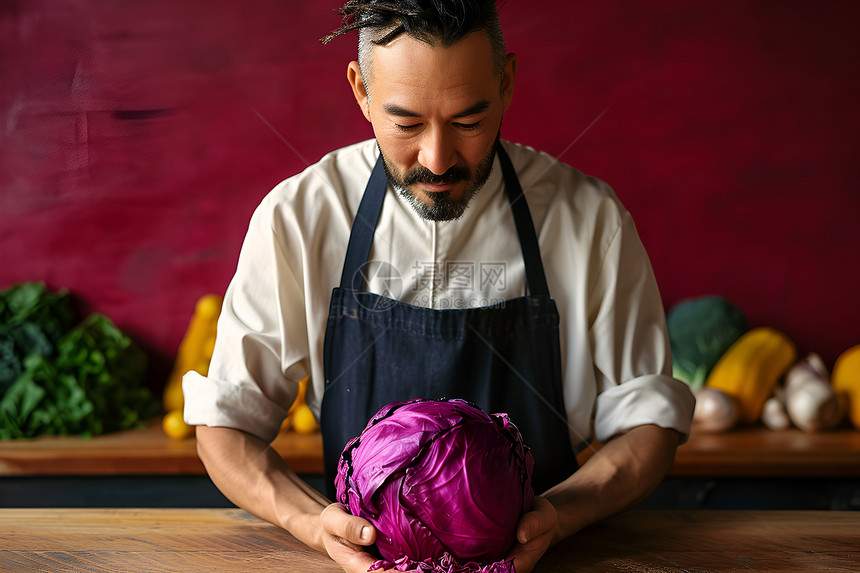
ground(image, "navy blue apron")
xmin=320 ymin=144 xmax=578 ymax=499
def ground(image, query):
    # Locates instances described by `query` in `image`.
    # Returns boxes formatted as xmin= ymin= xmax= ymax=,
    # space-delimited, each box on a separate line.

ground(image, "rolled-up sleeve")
xmin=587 ymin=208 xmax=695 ymax=444
xmin=183 ymin=189 xmax=309 ymax=444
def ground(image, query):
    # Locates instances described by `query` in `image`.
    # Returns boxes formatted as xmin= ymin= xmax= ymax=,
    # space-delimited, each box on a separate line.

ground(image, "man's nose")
xmin=417 ymin=128 xmax=457 ymax=175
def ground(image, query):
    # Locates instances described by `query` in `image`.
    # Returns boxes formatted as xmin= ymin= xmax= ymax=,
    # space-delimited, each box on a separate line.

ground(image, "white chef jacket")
xmin=183 ymin=138 xmax=695 ymax=453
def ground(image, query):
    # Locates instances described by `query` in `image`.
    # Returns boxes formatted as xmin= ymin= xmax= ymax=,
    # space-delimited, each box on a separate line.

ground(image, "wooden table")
xmin=1 ymin=509 xmax=857 ymax=572
xmin=3 ymin=423 xmax=859 ymax=478
xmin=670 ymin=426 xmax=860 ymax=477
xmin=0 ymin=422 xmax=324 ymax=476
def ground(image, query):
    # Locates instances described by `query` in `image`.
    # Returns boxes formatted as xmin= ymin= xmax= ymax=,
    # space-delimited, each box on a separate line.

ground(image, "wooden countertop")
xmin=1 ymin=508 xmax=857 ymax=572
xmin=2 ymin=422 xmax=860 ymax=477
xmin=0 ymin=422 xmax=324 ymax=476
xmin=580 ymin=425 xmax=860 ymax=478
xmin=670 ymin=425 xmax=860 ymax=478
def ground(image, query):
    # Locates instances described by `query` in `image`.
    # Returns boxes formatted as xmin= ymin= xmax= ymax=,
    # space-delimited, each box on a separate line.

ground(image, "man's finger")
xmin=518 ymin=496 xmax=555 ymax=544
xmin=321 ymin=503 xmax=377 ymax=546
xmin=517 ymin=513 xmax=540 ymax=544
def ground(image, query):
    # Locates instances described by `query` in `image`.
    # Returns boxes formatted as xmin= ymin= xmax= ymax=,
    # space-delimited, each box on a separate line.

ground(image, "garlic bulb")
xmin=692 ymin=387 xmax=739 ymax=433
xmin=784 ymin=353 xmax=844 ymax=432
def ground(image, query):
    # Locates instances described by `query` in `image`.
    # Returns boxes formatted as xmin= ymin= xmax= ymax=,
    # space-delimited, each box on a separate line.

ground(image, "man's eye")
xmin=455 ymin=121 xmax=480 ymax=131
xmin=395 ymin=123 xmax=421 ymax=132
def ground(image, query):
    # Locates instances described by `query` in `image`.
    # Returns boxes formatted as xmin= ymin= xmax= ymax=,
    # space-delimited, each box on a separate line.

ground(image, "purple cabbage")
xmin=335 ymin=398 xmax=535 ymax=573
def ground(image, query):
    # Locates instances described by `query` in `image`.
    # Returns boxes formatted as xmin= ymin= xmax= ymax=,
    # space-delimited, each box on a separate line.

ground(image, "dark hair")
xmin=322 ymin=1 xmax=507 ymax=86
xmin=322 ymin=0 xmax=501 ymax=46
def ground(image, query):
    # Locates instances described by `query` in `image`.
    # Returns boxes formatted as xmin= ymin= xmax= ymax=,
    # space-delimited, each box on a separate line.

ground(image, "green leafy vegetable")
xmin=0 ymin=283 xmax=160 ymax=439
xmin=666 ymin=295 xmax=748 ymax=390
xmin=0 ymin=283 xmax=76 ymax=394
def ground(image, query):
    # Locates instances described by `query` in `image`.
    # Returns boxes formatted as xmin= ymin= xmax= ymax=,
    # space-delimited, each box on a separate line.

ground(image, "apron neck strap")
xmin=496 ymin=144 xmax=550 ymax=297
xmin=339 ymin=156 xmax=388 ymax=290
xmin=340 ymin=143 xmax=550 ymax=297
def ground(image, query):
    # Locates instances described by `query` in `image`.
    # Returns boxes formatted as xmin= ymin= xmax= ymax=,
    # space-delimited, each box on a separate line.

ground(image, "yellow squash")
xmin=832 ymin=344 xmax=860 ymax=430
xmin=163 ymin=294 xmax=223 ymax=413
xmin=705 ymin=327 xmax=797 ymax=424
xmin=162 ymin=409 xmax=195 ymax=440
xmin=280 ymin=376 xmax=320 ymax=434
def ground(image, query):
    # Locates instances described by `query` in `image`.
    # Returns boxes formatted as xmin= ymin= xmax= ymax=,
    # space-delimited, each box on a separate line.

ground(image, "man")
xmin=184 ymin=1 xmax=695 ymax=572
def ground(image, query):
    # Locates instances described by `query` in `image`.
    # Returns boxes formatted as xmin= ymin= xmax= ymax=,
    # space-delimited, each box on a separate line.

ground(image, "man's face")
xmin=349 ymin=31 xmax=516 ymax=221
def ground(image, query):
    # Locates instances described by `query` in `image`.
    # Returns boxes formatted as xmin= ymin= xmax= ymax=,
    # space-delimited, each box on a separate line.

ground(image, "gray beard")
xmin=380 ymin=137 xmax=499 ymax=222
xmin=393 ymin=181 xmax=480 ymax=222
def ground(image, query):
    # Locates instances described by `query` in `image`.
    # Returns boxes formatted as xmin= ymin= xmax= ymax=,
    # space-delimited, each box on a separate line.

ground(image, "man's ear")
xmin=347 ymin=61 xmax=372 ymax=122
xmin=501 ymin=53 xmax=518 ymax=113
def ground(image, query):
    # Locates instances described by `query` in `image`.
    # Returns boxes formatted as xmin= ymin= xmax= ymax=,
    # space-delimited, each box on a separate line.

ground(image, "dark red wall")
xmin=2 ymin=0 xmax=859 ymax=386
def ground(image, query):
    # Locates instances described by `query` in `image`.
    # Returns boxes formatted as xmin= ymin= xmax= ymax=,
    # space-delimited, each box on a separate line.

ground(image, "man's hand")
xmin=505 ymin=496 xmax=557 ymax=573
xmin=321 ymin=503 xmax=379 ymax=573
